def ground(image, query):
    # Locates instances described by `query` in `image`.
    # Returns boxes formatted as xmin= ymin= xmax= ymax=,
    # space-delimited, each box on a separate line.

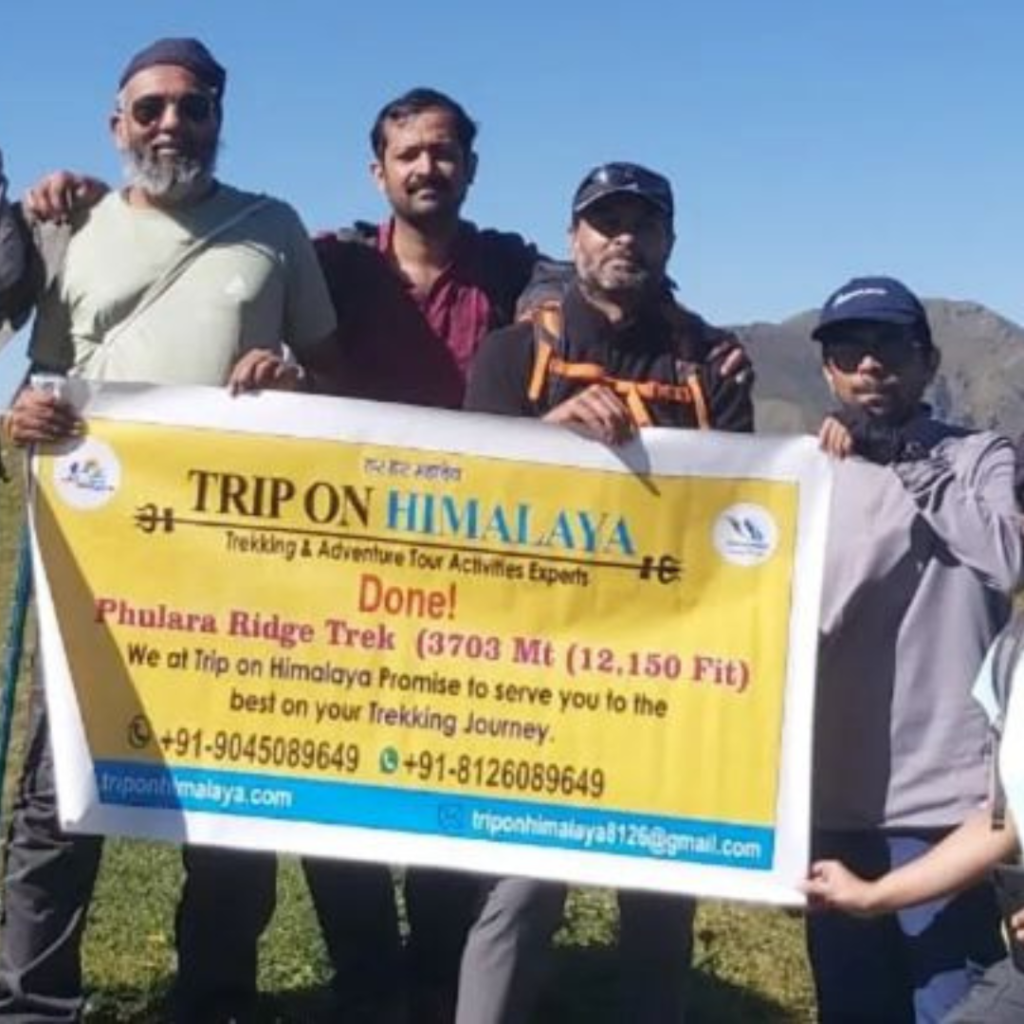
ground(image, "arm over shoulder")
xmin=672 ymin=307 xmax=754 ymax=434
xmin=703 ymin=329 xmax=754 ymax=433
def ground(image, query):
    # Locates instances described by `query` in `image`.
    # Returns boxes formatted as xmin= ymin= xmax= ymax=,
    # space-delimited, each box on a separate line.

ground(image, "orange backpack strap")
xmin=524 ymin=298 xmax=713 ymax=428
xmin=682 ymin=371 xmax=711 ymax=429
xmin=526 ymin=302 xmax=562 ymax=402
xmin=620 ymin=385 xmax=653 ymax=427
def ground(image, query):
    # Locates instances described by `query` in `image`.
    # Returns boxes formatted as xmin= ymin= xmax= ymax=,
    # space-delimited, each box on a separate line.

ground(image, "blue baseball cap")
xmin=812 ymin=276 xmax=931 ymax=344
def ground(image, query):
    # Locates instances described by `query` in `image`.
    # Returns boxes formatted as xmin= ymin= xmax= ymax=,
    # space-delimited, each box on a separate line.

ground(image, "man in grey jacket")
xmin=807 ymin=275 xmax=1023 ymax=1023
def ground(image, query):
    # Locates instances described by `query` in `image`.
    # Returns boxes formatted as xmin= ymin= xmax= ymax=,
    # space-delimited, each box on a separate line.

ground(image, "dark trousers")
xmin=0 ymin=683 xmax=101 ymax=1023
xmin=405 ymin=866 xmax=480 ymax=1019
xmin=0 ymin=679 xmax=404 ymax=1022
xmin=807 ymin=829 xmax=1004 ymax=1024
xmin=617 ymin=888 xmax=696 ymax=1023
xmin=173 ymin=849 xmax=405 ymax=1022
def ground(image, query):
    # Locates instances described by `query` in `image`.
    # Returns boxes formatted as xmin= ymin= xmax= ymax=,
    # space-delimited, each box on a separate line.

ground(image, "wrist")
xmin=862 ymin=874 xmax=903 ymax=916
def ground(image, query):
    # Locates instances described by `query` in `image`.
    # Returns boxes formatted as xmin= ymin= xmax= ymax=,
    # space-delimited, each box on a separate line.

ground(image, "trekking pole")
xmin=0 ymin=526 xmax=31 ymax=804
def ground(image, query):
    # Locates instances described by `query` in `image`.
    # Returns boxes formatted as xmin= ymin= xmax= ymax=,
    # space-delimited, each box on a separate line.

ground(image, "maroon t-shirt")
xmin=311 ymin=220 xmax=537 ymax=409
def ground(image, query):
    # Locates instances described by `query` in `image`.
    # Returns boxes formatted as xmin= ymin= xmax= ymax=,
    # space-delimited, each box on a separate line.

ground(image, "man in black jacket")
xmin=466 ymin=162 xmax=750 ymax=438
xmin=457 ymin=162 xmax=753 ymax=1024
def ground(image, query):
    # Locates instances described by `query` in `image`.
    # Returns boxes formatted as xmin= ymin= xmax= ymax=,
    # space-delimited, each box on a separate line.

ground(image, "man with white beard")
xmin=0 ymin=37 xmax=336 ymax=1023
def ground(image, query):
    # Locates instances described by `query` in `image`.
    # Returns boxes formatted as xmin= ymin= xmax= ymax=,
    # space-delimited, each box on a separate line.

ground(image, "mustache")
xmin=850 ymin=381 xmax=899 ymax=400
xmin=603 ymin=246 xmax=648 ymax=269
xmin=406 ymin=174 xmax=451 ymax=193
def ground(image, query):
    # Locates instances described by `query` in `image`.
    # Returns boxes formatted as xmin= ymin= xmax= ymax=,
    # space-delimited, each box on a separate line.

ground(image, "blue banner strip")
xmin=94 ymin=760 xmax=775 ymax=870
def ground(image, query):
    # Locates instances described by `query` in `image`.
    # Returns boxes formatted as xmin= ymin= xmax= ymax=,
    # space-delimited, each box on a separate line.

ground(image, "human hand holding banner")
xmin=30 ymin=383 xmax=830 ymax=904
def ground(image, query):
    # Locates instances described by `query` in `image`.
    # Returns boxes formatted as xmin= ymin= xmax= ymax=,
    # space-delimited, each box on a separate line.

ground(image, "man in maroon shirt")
xmin=304 ymin=89 xmax=544 ymax=1024
xmin=310 ymin=88 xmax=539 ymax=410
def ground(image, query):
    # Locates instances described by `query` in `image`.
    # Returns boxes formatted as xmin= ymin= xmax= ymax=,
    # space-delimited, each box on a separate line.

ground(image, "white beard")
xmin=122 ymin=147 xmax=217 ymax=204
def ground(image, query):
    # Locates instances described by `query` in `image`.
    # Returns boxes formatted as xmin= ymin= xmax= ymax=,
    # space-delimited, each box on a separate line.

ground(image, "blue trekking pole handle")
xmin=0 ymin=526 xmax=31 ymax=798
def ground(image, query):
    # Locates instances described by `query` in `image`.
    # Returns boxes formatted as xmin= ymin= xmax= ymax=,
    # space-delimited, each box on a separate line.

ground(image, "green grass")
xmin=0 ymin=470 xmax=816 ymax=1022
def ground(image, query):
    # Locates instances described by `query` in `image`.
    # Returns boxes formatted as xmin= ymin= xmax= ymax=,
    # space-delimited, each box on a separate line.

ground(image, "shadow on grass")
xmin=537 ymin=944 xmax=804 ymax=1023
xmin=83 ymin=948 xmax=801 ymax=1023
xmin=85 ymin=982 xmax=335 ymax=1023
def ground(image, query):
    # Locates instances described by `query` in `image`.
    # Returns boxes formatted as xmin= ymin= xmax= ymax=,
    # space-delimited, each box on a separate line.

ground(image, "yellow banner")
xmin=31 ymin=385 xmax=829 ymax=902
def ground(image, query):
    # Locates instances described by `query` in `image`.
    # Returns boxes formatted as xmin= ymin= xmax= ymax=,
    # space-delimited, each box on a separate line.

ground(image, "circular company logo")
xmin=712 ymin=503 xmax=778 ymax=567
xmin=51 ymin=437 xmax=121 ymax=510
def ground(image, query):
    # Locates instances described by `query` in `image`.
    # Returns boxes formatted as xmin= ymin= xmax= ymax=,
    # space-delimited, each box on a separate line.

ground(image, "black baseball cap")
xmin=572 ymin=162 xmax=674 ymax=221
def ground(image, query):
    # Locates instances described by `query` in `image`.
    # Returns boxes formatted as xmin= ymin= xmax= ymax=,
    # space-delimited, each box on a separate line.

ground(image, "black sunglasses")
xmin=128 ymin=92 xmax=217 ymax=128
xmin=823 ymin=338 xmax=927 ymax=373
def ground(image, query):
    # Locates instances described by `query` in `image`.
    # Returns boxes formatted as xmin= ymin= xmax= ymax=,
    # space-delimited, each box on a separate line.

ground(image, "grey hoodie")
xmin=814 ymin=411 xmax=1023 ymax=830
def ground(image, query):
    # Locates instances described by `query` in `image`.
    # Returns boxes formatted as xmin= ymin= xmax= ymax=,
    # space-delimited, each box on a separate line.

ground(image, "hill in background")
xmin=739 ymin=300 xmax=1024 ymax=439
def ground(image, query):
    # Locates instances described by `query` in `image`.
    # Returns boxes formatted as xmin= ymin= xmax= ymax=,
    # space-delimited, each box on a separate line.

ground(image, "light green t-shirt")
xmin=30 ymin=184 xmax=336 ymax=385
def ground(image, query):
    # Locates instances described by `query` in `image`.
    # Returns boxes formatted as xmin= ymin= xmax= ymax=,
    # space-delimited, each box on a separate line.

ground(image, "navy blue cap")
xmin=572 ymin=162 xmax=674 ymax=221
xmin=118 ymin=37 xmax=226 ymax=98
xmin=812 ymin=276 xmax=930 ymax=343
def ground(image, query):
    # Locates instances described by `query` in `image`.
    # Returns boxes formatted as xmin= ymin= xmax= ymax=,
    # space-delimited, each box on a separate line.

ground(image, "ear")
xmin=465 ymin=150 xmax=478 ymax=185
xmin=822 ymin=361 xmax=839 ymax=397
xmin=925 ymin=346 xmax=941 ymax=381
xmin=370 ymin=159 xmax=385 ymax=194
xmin=110 ymin=110 xmax=128 ymax=151
xmin=568 ymin=222 xmax=580 ymax=263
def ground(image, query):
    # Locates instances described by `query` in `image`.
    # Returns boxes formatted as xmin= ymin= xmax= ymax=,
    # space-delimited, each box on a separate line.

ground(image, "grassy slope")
xmin=0 ymin=468 xmax=815 ymax=1022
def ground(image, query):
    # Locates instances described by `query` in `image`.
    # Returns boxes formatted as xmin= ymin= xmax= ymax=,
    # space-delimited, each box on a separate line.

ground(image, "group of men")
xmin=0 ymin=34 xmax=1021 ymax=1024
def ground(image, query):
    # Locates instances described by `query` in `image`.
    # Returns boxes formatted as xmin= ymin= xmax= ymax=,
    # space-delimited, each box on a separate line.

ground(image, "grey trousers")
xmin=944 ymin=958 xmax=1024 ymax=1023
xmin=455 ymin=876 xmax=696 ymax=1024
xmin=0 ymin=678 xmax=404 ymax=1022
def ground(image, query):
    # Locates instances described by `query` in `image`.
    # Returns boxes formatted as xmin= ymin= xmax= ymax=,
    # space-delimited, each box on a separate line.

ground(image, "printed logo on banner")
xmin=712 ymin=503 xmax=778 ymax=567
xmin=52 ymin=438 xmax=121 ymax=510
xmin=438 ymin=804 xmax=467 ymax=833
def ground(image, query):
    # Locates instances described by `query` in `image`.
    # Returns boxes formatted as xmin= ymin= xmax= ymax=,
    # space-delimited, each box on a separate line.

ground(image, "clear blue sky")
xmin=1 ymin=0 xmax=1022 ymax=400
